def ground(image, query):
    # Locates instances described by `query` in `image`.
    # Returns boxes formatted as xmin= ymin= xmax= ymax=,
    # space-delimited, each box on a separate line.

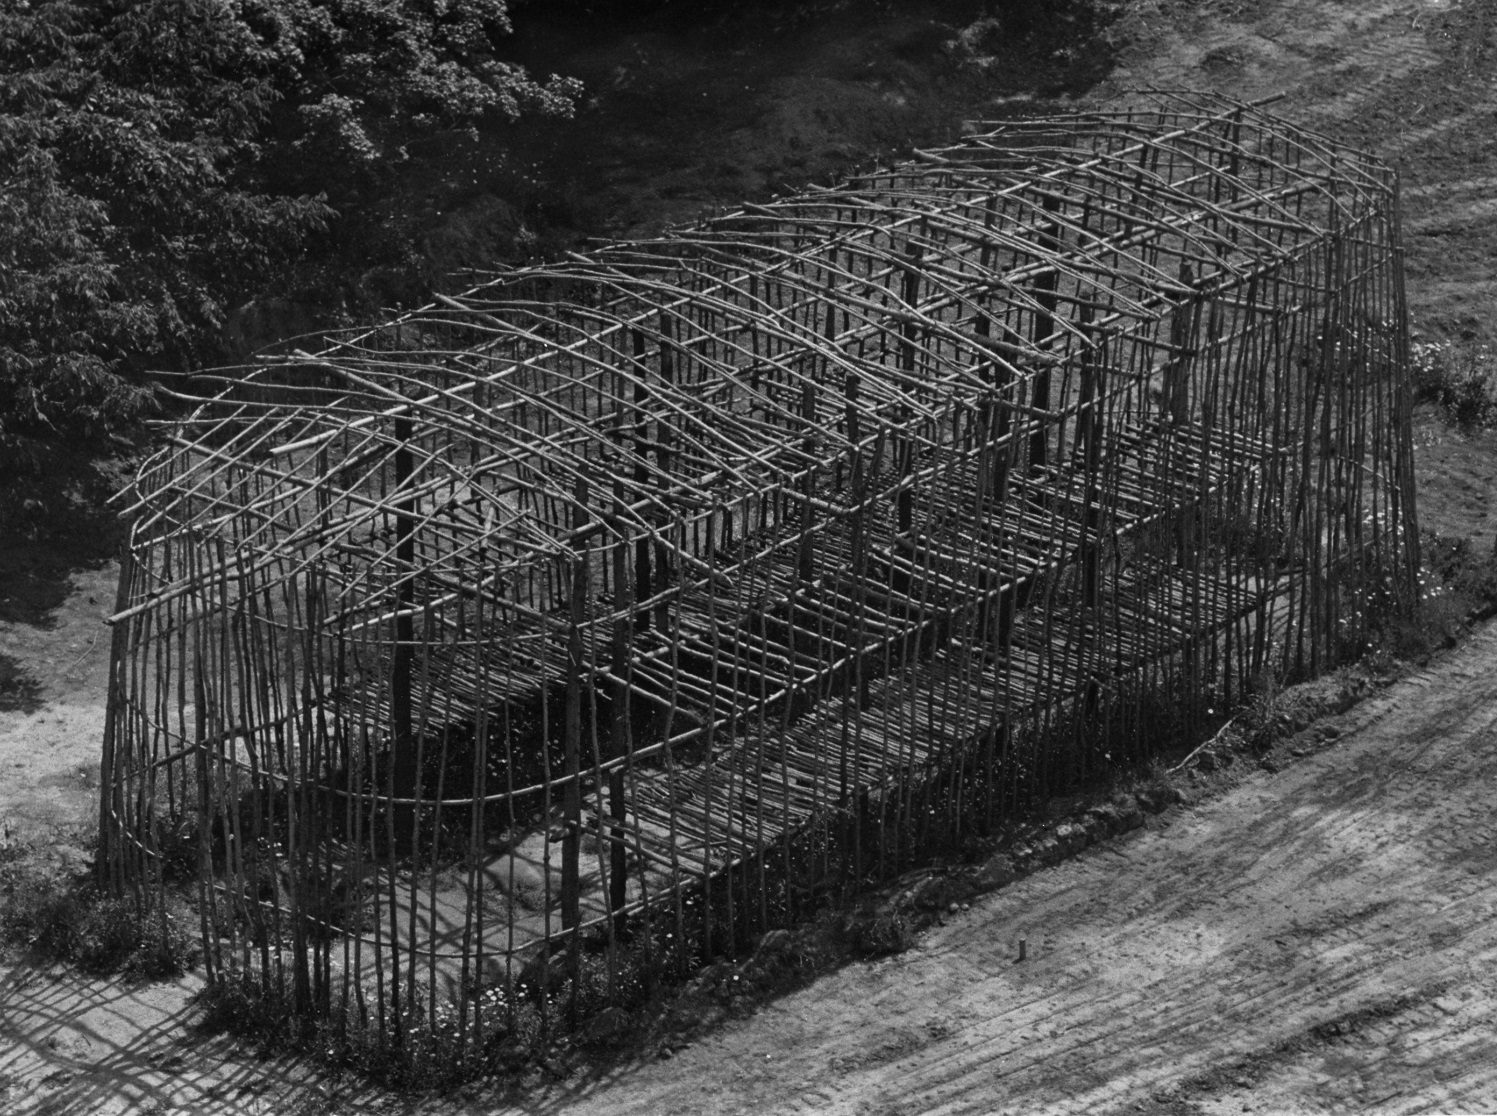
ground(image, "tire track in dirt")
xmin=522 ymin=624 xmax=1497 ymax=1116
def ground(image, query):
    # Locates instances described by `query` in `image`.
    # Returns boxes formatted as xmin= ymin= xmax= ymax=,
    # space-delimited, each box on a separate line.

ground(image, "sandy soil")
xmin=5 ymin=0 xmax=1497 ymax=1112
xmin=0 ymin=560 xmax=117 ymax=841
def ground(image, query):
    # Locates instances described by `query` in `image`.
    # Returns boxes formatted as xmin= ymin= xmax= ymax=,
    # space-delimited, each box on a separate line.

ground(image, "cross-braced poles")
xmin=98 ymin=94 xmax=1418 ymax=1050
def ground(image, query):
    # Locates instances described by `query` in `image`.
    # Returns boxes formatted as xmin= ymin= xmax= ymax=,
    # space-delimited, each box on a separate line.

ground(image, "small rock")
xmin=756 ymin=928 xmax=793 ymax=956
xmin=1111 ymin=798 xmax=1146 ymax=831
xmin=518 ymin=950 xmax=568 ymax=994
xmin=1086 ymin=803 xmax=1122 ymax=832
xmin=1031 ymin=835 xmax=1063 ymax=865
xmin=583 ymin=1006 xmax=632 ymax=1045
xmin=947 ymin=901 xmax=960 ymax=914
xmin=1053 ymin=821 xmax=1088 ymax=855
xmin=1135 ymin=786 xmax=1180 ymax=814
xmin=914 ymin=874 xmax=975 ymax=911
xmin=972 ymin=856 xmax=1017 ymax=893
xmin=1197 ymin=751 xmax=1218 ymax=772
xmin=1259 ymin=757 xmax=1280 ymax=773
xmin=1320 ymin=724 xmax=1341 ymax=740
xmin=913 ymin=876 xmax=949 ymax=910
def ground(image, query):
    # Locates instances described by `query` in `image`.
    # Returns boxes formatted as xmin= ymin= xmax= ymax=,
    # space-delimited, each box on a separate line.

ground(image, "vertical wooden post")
xmin=96 ymin=547 xmax=136 ymax=889
xmin=973 ymin=310 xmax=998 ymax=641
xmin=1079 ymin=307 xmax=1101 ymax=610
xmin=192 ymin=656 xmax=217 ymax=982
xmin=1030 ymin=194 xmax=1060 ymax=472
xmin=391 ymin=416 xmax=416 ymax=847
xmin=799 ymin=374 xmax=818 ymax=585
xmin=631 ymin=329 xmax=652 ymax=636
xmin=898 ymin=240 xmax=922 ymax=535
xmin=609 ymin=373 xmax=631 ymax=936
xmin=1166 ymin=262 xmax=1197 ymax=429
xmin=655 ymin=314 xmax=676 ymax=634
xmin=657 ymin=313 xmax=675 ymax=478
xmin=1079 ymin=308 xmax=1104 ymax=730
xmin=899 ymin=240 xmax=923 ymax=376
xmin=562 ymin=479 xmax=588 ymax=1001
xmin=995 ymin=324 xmax=1018 ymax=649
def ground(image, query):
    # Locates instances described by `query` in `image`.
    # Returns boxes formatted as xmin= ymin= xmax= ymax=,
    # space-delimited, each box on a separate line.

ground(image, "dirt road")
xmin=509 ymin=626 xmax=1497 ymax=1116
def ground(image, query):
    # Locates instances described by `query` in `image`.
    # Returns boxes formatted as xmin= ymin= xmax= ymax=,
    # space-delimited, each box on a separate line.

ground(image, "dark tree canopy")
xmin=0 ymin=0 xmax=579 ymax=451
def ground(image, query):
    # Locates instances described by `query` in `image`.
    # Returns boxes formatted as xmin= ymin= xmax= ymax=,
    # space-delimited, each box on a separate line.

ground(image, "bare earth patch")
xmin=0 ymin=560 xmax=117 ymax=840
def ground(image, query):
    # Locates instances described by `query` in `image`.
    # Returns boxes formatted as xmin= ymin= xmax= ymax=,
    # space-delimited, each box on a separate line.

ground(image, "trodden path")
xmin=511 ymin=626 xmax=1497 ymax=1116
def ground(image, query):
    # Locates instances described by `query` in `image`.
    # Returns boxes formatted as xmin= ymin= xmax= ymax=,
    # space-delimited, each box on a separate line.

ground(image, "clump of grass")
xmin=0 ymin=826 xmax=198 ymax=978
xmin=1363 ymin=531 xmax=1497 ymax=668
xmin=1411 ymin=338 xmax=1497 ymax=426
xmin=197 ymin=962 xmax=563 ymax=1090
xmin=844 ymin=909 xmax=914 ymax=957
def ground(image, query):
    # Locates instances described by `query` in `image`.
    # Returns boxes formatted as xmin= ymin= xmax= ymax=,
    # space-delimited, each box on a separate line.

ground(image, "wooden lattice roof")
xmin=116 ymin=92 xmax=1401 ymax=632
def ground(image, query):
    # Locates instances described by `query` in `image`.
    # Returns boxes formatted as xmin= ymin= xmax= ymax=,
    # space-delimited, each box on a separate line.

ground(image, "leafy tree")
xmin=0 ymin=0 xmax=578 ymax=468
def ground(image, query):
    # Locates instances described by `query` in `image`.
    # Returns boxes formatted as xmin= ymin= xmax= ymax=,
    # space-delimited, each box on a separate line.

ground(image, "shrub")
xmin=0 ymin=0 xmax=581 ymax=468
xmin=1410 ymin=339 xmax=1497 ymax=426
xmin=0 ymin=835 xmax=198 ymax=977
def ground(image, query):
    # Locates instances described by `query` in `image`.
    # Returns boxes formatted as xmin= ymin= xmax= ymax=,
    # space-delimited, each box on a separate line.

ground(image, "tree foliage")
xmin=0 ymin=0 xmax=579 ymax=452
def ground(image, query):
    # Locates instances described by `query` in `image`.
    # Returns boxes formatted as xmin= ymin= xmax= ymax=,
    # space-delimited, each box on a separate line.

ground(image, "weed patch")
xmin=1366 ymin=531 xmax=1497 ymax=668
xmin=1411 ymin=339 xmax=1497 ymax=427
xmin=0 ymin=827 xmax=197 ymax=978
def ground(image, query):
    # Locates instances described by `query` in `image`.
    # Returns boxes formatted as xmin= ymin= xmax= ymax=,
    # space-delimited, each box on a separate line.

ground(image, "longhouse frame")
xmin=99 ymin=93 xmax=1419 ymax=1047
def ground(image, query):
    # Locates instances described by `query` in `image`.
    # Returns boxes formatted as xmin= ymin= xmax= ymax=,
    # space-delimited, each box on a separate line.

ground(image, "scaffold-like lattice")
xmin=100 ymin=93 xmax=1418 ymax=1048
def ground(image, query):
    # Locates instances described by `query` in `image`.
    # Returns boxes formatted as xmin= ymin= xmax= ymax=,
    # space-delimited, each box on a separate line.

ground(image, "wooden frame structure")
xmin=99 ymin=93 xmax=1418 ymax=1048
